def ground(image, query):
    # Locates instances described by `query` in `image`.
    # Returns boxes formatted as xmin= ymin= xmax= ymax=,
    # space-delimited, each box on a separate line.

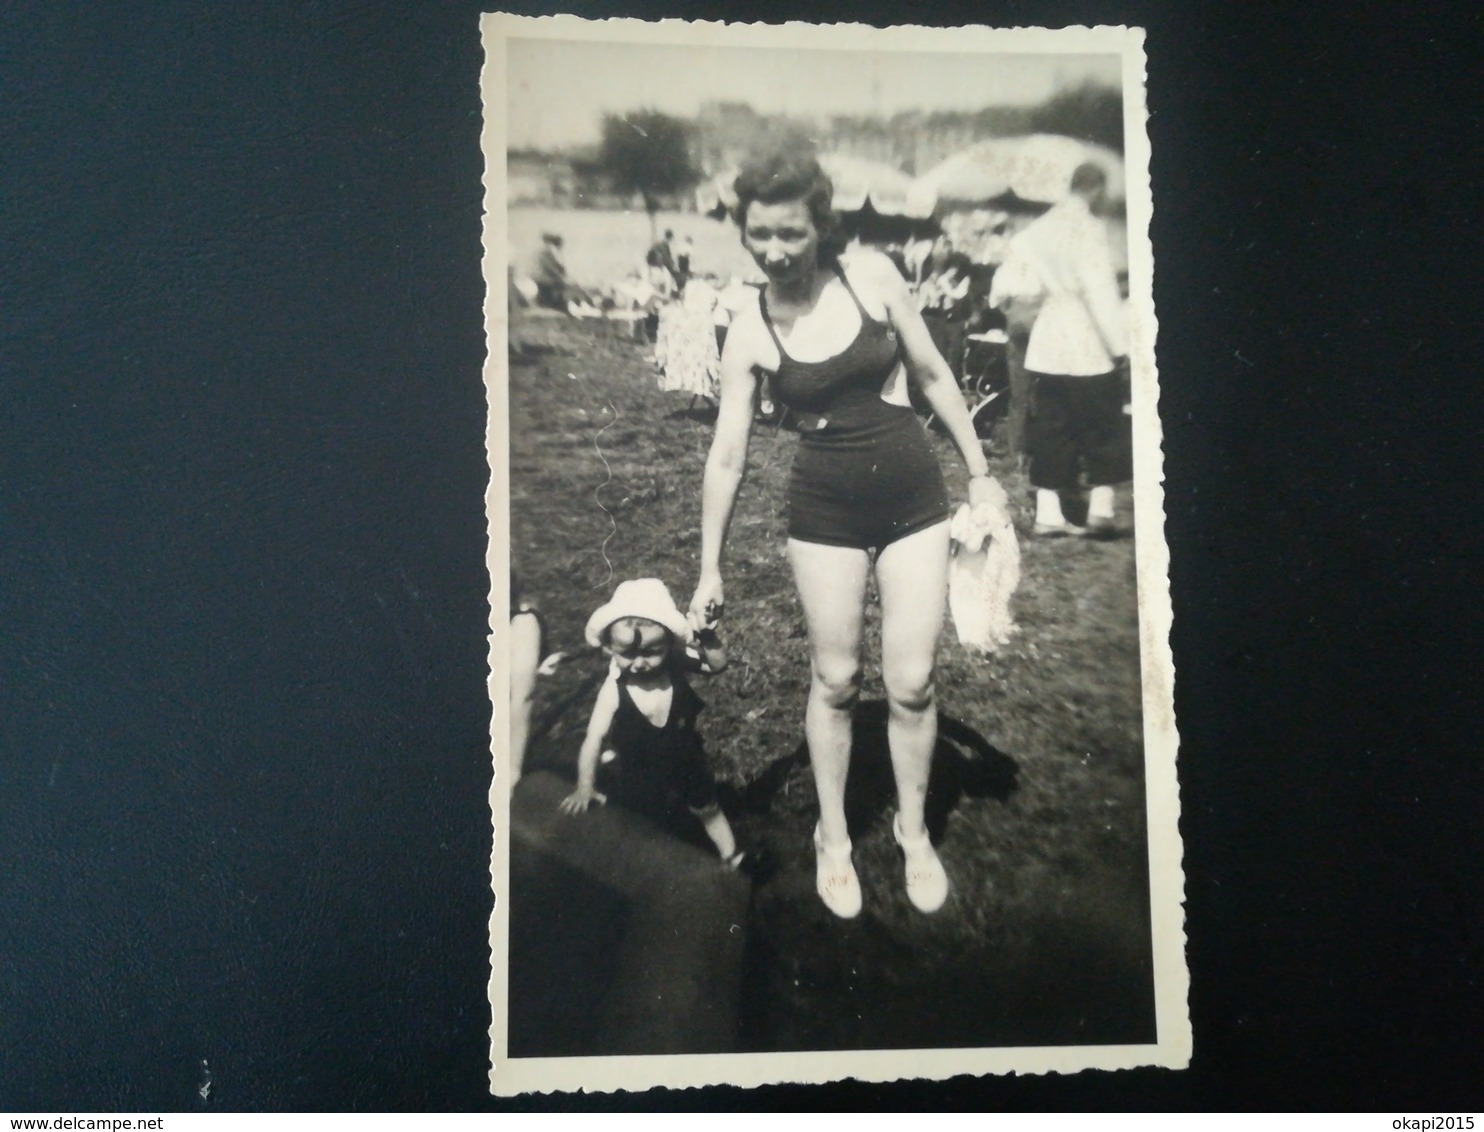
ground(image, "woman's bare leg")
xmin=787 ymin=538 xmax=869 ymax=849
xmin=875 ymin=520 xmax=951 ymax=839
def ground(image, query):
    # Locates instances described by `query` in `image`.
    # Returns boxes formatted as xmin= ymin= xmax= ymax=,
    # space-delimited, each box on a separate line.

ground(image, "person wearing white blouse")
xmin=990 ymin=163 xmax=1131 ymax=537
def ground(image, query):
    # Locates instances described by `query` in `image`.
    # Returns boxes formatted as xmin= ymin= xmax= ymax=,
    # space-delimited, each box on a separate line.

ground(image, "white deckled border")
xmin=482 ymin=12 xmax=1187 ymax=1096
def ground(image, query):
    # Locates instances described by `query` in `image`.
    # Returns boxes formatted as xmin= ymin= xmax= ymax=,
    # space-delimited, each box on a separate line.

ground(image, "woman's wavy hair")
xmin=731 ymin=147 xmax=846 ymax=260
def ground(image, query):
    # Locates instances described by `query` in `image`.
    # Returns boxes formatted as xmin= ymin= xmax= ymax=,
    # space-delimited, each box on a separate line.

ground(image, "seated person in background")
xmin=531 ymin=232 xmax=568 ymax=311
xmin=614 ymin=268 xmax=656 ymax=312
xmin=559 ymin=579 xmax=745 ymax=870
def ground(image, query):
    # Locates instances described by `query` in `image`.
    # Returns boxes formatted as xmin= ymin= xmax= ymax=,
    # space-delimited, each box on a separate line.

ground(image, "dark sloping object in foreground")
xmin=506 ymin=771 xmax=751 ymax=1057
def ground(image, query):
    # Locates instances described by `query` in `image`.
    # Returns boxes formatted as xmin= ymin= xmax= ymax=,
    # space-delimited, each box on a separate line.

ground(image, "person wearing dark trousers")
xmin=1021 ymin=365 xmax=1131 ymax=531
xmin=990 ymin=163 xmax=1130 ymax=537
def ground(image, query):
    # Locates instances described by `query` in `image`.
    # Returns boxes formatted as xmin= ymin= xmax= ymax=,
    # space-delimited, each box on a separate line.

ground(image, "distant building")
xmin=694 ymin=101 xmax=813 ymax=178
xmin=507 ymin=151 xmax=576 ymax=206
xmin=823 ymin=116 xmax=908 ymax=170
xmin=507 ymin=148 xmax=623 ymax=208
xmin=693 ymin=93 xmax=1120 ymax=182
xmin=514 ymin=86 xmax=1123 ymax=210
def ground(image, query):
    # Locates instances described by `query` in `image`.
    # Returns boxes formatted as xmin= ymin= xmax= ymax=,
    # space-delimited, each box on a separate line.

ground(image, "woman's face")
xmin=743 ymin=199 xmax=820 ymax=286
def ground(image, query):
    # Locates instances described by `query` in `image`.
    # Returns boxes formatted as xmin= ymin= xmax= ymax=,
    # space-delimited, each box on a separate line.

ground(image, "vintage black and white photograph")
xmin=483 ymin=15 xmax=1184 ymax=1093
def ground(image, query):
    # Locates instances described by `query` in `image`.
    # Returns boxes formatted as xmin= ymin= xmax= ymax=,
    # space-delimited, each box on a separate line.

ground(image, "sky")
xmin=505 ymin=38 xmax=1122 ymax=151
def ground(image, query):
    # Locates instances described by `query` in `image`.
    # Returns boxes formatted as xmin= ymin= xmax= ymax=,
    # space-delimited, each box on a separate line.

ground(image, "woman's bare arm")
xmin=863 ymin=254 xmax=992 ymax=483
xmin=690 ymin=311 xmax=761 ymax=626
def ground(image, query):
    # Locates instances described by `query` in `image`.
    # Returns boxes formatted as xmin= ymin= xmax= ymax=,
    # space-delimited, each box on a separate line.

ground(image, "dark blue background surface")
xmin=2 ymin=0 xmax=1479 ymax=1112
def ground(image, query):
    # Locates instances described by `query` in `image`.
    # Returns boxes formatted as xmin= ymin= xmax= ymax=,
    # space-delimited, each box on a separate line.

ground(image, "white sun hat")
xmin=584 ymin=578 xmax=690 ymax=648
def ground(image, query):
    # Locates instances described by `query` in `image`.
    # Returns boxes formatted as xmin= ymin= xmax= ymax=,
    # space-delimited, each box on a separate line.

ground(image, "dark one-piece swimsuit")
xmin=596 ymin=673 xmax=717 ymax=822
xmin=760 ymin=262 xmax=950 ymax=550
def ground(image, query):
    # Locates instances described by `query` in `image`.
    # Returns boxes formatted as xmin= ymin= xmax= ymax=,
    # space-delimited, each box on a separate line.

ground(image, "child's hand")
xmin=689 ymin=625 xmax=728 ymax=674
xmin=688 ymin=574 xmax=724 ymax=633
xmin=558 ymin=784 xmax=607 ymax=815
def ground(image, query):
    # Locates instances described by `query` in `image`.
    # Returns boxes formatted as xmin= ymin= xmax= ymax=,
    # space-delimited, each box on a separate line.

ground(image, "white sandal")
xmin=893 ymin=813 xmax=949 ymax=913
xmin=813 ymin=824 xmax=862 ymax=919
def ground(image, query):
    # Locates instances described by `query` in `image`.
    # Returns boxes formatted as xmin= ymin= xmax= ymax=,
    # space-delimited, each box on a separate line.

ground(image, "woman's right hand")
xmin=688 ymin=571 xmax=725 ymax=634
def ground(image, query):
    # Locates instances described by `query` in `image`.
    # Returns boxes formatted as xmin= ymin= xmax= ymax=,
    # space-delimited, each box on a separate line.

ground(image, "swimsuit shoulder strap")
xmin=831 ymin=259 xmax=876 ymax=326
xmin=760 ymin=265 xmax=869 ymax=365
xmin=613 ymin=672 xmax=634 ymax=706
xmin=671 ymin=674 xmax=704 ymax=725
xmin=755 ymin=288 xmax=790 ymax=363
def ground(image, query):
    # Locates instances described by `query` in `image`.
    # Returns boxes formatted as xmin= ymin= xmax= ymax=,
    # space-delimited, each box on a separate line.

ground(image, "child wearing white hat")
xmin=559 ymin=578 xmax=743 ymax=869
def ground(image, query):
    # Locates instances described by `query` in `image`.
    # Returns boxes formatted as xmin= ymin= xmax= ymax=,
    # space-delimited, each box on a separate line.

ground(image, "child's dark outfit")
xmin=597 ymin=671 xmax=718 ymax=823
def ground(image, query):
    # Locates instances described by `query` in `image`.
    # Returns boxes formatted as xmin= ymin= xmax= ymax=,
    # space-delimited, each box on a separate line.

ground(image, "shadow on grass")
xmin=662 ymin=401 xmax=719 ymax=424
xmin=722 ymin=703 xmax=1155 ymax=1054
xmin=720 ymin=700 xmax=1019 ymax=843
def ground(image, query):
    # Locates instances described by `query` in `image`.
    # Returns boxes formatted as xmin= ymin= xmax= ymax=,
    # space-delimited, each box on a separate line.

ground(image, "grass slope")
xmin=508 ymin=311 xmax=1155 ymax=1052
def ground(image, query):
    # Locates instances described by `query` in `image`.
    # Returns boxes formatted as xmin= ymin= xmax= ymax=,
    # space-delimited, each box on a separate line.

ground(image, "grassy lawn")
xmin=507 ymin=310 xmax=1155 ymax=1051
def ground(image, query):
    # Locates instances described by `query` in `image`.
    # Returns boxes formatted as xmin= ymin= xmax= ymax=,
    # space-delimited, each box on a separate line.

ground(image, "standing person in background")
xmin=647 ymin=228 xmax=681 ymax=291
xmin=654 ymin=274 xmax=722 ymax=408
xmin=990 ymin=163 xmax=1130 ymax=538
xmin=644 ymin=231 xmax=678 ymax=340
xmin=919 ymin=251 xmax=974 ymax=384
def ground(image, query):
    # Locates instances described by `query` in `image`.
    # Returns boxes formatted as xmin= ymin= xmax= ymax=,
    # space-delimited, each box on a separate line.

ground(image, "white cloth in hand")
xmin=948 ymin=489 xmax=1021 ymax=655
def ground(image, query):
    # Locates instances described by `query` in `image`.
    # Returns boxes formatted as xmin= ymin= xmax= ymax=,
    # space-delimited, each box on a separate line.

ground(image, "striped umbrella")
xmin=906 ymin=134 xmax=1125 ymax=216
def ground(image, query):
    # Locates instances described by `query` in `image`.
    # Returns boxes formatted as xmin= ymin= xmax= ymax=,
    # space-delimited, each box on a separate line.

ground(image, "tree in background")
xmin=599 ymin=110 xmax=700 ymax=243
xmin=1029 ymin=81 xmax=1123 ymax=153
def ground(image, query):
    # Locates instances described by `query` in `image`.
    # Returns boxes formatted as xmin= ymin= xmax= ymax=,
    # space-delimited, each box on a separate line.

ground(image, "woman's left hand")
xmin=967 ymin=475 xmax=998 ymax=510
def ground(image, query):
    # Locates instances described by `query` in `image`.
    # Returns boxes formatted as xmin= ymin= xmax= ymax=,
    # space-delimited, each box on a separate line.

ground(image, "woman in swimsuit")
xmin=688 ymin=149 xmax=999 ymax=918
